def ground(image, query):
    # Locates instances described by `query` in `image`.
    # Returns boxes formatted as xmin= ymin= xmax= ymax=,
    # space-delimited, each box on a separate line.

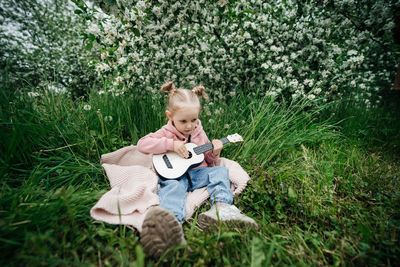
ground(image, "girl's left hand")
xmin=212 ymin=139 xmax=223 ymax=157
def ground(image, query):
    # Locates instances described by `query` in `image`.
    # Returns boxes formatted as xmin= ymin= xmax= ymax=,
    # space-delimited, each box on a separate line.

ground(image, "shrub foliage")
xmin=74 ymin=0 xmax=399 ymax=105
xmin=0 ymin=0 xmax=99 ymax=97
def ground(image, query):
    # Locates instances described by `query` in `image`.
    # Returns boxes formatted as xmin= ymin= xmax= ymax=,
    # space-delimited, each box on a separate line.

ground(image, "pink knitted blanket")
xmin=90 ymin=145 xmax=250 ymax=232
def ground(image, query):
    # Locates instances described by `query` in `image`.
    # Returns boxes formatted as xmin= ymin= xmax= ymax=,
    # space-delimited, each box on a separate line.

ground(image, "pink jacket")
xmin=137 ymin=119 xmax=218 ymax=168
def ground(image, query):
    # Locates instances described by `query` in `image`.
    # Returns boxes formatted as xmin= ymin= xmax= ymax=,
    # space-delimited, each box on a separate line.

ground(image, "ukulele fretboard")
xmin=193 ymin=138 xmax=229 ymax=155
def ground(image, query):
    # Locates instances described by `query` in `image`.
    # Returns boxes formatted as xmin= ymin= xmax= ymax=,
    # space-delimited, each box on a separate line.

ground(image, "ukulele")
xmin=152 ymin=133 xmax=243 ymax=179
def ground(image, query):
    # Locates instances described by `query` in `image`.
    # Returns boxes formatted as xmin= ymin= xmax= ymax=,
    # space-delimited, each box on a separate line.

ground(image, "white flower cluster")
xmin=85 ymin=0 xmax=398 ymax=105
xmin=3 ymin=0 xmax=99 ymax=96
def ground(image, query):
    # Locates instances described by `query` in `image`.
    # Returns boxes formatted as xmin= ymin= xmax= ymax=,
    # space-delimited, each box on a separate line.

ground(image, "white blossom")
xmin=104 ymin=115 xmax=113 ymax=121
xmin=88 ymin=0 xmax=395 ymax=107
xmin=347 ymin=50 xmax=358 ymax=56
xmin=28 ymin=92 xmax=39 ymax=98
xmin=87 ymin=23 xmax=101 ymax=36
xmin=307 ymin=94 xmax=316 ymax=100
xmin=118 ymin=57 xmax=127 ymax=65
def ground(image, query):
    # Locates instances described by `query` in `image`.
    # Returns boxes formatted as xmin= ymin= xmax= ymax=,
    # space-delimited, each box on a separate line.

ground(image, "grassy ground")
xmin=1 ymin=86 xmax=399 ymax=266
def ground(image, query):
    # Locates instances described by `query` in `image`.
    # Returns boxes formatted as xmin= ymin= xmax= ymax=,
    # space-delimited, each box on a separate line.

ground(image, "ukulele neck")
xmin=193 ymin=138 xmax=229 ymax=155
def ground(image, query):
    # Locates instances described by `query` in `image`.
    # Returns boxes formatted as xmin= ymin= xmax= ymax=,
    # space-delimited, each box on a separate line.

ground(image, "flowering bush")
xmin=0 ymin=0 xmax=99 ymax=97
xmin=78 ymin=0 xmax=399 ymax=105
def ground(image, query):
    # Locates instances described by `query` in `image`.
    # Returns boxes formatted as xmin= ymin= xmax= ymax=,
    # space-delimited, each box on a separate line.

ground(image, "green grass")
xmin=1 ymin=85 xmax=399 ymax=266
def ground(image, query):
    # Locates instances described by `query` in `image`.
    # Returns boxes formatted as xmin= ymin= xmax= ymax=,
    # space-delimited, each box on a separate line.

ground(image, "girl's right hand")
xmin=173 ymin=141 xmax=189 ymax=158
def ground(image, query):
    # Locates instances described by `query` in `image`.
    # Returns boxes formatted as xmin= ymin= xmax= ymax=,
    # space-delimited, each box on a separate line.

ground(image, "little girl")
xmin=137 ymin=81 xmax=257 ymax=258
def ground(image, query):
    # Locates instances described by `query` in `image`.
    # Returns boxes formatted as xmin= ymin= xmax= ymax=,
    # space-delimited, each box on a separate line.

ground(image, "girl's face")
xmin=166 ymin=106 xmax=200 ymax=137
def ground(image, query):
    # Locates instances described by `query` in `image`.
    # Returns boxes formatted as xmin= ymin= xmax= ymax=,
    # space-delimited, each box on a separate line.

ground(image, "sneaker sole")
xmin=141 ymin=206 xmax=185 ymax=258
xmin=197 ymin=213 xmax=259 ymax=231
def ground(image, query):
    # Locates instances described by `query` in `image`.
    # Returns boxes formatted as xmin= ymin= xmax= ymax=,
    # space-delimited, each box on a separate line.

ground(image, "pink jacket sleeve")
xmin=137 ymin=129 xmax=174 ymax=155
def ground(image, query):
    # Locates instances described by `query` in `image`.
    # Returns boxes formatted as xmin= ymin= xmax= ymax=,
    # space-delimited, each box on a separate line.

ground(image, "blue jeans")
xmin=158 ymin=166 xmax=233 ymax=223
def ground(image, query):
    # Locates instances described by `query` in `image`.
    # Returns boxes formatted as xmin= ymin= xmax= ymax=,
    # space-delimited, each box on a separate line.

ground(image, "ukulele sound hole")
xmin=162 ymin=155 xmax=173 ymax=169
xmin=187 ymin=151 xmax=192 ymax=159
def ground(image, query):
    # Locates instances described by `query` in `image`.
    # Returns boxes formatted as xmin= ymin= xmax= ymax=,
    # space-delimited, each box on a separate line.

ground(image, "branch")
xmin=213 ymin=27 xmax=231 ymax=55
xmin=336 ymin=8 xmax=392 ymax=52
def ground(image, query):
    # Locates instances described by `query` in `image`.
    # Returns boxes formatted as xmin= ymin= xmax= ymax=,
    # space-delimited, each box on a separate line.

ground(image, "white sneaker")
xmin=197 ymin=203 xmax=258 ymax=230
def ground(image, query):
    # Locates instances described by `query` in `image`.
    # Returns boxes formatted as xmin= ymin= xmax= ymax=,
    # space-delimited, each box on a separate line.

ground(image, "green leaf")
xmin=108 ymin=46 xmax=118 ymax=53
xmin=132 ymin=28 xmax=140 ymax=37
xmin=358 ymin=222 xmax=372 ymax=242
xmin=244 ymin=9 xmax=254 ymax=14
xmin=265 ymin=238 xmax=276 ymax=267
xmin=71 ymin=0 xmax=87 ymax=11
xmin=219 ymin=232 xmax=241 ymax=239
xmin=135 ymin=245 xmax=145 ymax=267
xmin=74 ymin=9 xmax=83 ymax=14
xmin=251 ymin=236 xmax=266 ymax=267
xmin=288 ymin=186 xmax=297 ymax=199
xmin=242 ymin=139 xmax=255 ymax=158
xmin=85 ymin=41 xmax=93 ymax=50
xmin=89 ymin=33 xmax=96 ymax=41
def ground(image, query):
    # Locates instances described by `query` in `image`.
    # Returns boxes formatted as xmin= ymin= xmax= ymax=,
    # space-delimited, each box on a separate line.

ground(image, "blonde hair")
xmin=160 ymin=81 xmax=208 ymax=113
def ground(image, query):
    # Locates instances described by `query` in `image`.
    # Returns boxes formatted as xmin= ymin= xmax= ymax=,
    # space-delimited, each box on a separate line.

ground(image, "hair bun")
xmin=160 ymin=81 xmax=176 ymax=94
xmin=192 ymin=85 xmax=209 ymax=100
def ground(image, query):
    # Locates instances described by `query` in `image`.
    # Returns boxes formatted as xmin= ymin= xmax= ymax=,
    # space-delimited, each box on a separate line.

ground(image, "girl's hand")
xmin=173 ymin=140 xmax=189 ymax=158
xmin=212 ymin=139 xmax=223 ymax=157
